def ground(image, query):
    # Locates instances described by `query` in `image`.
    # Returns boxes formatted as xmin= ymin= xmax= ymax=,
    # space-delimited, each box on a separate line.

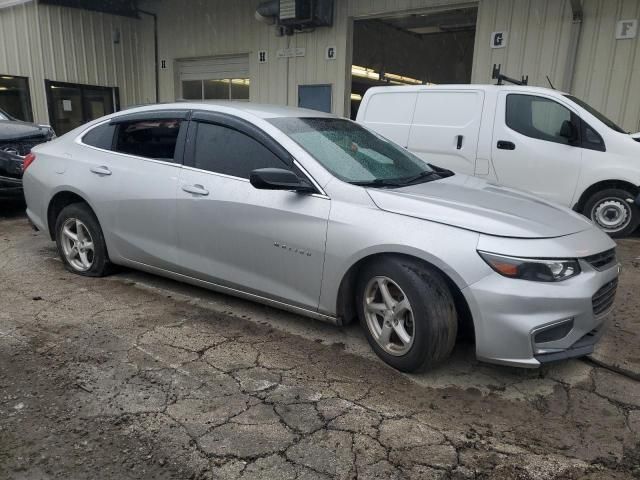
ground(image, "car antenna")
xmin=492 ymin=64 xmax=528 ymax=86
xmin=546 ymin=75 xmax=556 ymax=90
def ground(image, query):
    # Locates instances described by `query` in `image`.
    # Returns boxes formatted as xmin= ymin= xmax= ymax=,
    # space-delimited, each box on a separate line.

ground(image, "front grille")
xmin=592 ymin=279 xmax=618 ymax=316
xmin=584 ymin=248 xmax=616 ymax=271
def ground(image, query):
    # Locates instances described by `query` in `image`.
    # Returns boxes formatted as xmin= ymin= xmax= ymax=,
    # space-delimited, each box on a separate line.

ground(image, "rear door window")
xmin=114 ymin=118 xmax=184 ymax=162
xmin=192 ymin=121 xmax=286 ymax=178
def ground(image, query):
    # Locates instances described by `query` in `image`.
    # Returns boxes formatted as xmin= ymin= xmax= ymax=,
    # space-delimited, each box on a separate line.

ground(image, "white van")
xmin=356 ymin=85 xmax=640 ymax=237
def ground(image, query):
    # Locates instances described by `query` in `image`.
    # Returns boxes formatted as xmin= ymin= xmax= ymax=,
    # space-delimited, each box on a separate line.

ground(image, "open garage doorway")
xmin=350 ymin=7 xmax=477 ymax=119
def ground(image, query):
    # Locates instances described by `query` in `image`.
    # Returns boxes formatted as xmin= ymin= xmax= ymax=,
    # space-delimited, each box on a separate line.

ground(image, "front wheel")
xmin=583 ymin=188 xmax=639 ymax=238
xmin=356 ymin=257 xmax=458 ymax=373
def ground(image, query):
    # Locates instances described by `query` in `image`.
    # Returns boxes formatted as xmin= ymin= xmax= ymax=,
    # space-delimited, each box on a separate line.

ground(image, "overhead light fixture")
xmin=351 ymin=65 xmax=381 ymax=81
xmin=351 ymin=65 xmax=424 ymax=85
xmin=384 ymin=72 xmax=423 ymax=85
xmin=1 ymin=76 xmax=14 ymax=80
xmin=0 ymin=87 xmax=8 ymax=91
xmin=350 ymin=93 xmax=362 ymax=101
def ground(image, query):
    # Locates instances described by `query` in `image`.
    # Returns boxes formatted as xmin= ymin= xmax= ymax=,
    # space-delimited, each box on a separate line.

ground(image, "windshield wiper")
xmin=349 ymin=178 xmax=404 ymax=188
xmin=396 ymin=170 xmax=442 ymax=185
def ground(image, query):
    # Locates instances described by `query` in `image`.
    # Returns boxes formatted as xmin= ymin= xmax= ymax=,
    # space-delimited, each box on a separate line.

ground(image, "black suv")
xmin=0 ymin=108 xmax=56 ymax=197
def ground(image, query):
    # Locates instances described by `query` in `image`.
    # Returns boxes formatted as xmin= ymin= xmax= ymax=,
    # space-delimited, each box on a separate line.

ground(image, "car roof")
xmin=363 ymin=84 xmax=569 ymax=96
xmin=115 ymin=101 xmax=336 ymax=120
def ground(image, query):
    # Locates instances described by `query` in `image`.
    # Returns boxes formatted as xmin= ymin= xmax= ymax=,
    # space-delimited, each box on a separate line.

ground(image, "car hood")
xmin=632 ymin=132 xmax=640 ymax=142
xmin=366 ymin=174 xmax=592 ymax=238
xmin=0 ymin=120 xmax=51 ymax=141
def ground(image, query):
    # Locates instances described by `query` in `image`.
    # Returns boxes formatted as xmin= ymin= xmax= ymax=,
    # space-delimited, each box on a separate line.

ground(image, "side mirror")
xmin=559 ymin=120 xmax=578 ymax=142
xmin=250 ymin=168 xmax=316 ymax=193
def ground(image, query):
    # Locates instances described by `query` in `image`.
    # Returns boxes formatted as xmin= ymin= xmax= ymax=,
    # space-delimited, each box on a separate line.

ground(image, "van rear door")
xmin=357 ymin=90 xmax=417 ymax=148
xmin=406 ymin=90 xmax=484 ymax=175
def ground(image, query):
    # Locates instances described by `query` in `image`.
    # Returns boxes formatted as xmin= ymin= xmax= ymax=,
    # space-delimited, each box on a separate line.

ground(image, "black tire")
xmin=54 ymin=202 xmax=112 ymax=277
xmin=583 ymin=188 xmax=639 ymax=238
xmin=356 ymin=256 xmax=458 ymax=373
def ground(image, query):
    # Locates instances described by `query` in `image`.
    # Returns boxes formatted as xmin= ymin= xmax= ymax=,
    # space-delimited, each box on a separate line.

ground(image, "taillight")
xmin=22 ymin=153 xmax=36 ymax=172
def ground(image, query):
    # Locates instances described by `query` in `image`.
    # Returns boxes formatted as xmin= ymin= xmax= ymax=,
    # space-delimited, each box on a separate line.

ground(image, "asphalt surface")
xmin=1 ymin=203 xmax=639 ymax=479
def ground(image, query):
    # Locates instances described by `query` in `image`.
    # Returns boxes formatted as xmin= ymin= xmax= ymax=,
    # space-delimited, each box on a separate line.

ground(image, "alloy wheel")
xmin=60 ymin=218 xmax=95 ymax=272
xmin=363 ymin=276 xmax=415 ymax=356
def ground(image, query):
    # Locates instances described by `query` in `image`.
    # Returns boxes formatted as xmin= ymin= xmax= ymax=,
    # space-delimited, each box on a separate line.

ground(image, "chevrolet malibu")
xmin=23 ymin=103 xmax=619 ymax=372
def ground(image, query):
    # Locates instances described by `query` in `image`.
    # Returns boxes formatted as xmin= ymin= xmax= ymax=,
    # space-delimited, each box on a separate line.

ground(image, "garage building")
xmin=0 ymin=0 xmax=639 ymax=134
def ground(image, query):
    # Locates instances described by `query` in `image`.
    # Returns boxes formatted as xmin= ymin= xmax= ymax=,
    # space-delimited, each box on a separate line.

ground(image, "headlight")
xmin=478 ymin=251 xmax=581 ymax=282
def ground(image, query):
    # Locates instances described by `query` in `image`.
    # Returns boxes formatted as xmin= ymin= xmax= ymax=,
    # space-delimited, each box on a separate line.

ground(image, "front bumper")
xmin=462 ymin=256 xmax=619 ymax=368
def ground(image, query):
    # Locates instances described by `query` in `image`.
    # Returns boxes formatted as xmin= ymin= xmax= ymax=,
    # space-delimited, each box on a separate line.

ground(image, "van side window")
xmin=114 ymin=119 xmax=183 ymax=162
xmin=506 ymin=94 xmax=573 ymax=145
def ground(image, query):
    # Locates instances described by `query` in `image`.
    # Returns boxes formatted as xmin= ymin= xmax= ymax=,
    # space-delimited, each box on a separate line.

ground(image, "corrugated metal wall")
xmin=572 ymin=0 xmax=640 ymax=132
xmin=0 ymin=1 xmax=154 ymax=124
xmin=471 ymin=0 xmax=575 ymax=88
xmin=0 ymin=2 xmax=46 ymax=120
xmin=150 ymin=0 xmax=351 ymax=115
xmin=2 ymin=0 xmax=639 ymax=130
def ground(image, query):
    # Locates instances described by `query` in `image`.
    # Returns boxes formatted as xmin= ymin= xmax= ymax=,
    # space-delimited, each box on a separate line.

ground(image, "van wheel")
xmin=583 ymin=188 xmax=639 ymax=238
xmin=356 ymin=257 xmax=457 ymax=373
xmin=55 ymin=203 xmax=112 ymax=277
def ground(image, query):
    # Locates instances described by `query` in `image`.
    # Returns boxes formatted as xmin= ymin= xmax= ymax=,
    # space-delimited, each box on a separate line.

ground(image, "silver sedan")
xmin=23 ymin=103 xmax=619 ymax=372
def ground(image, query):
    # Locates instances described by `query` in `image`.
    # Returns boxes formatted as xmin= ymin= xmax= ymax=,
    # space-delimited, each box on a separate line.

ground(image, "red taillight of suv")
xmin=22 ymin=153 xmax=36 ymax=172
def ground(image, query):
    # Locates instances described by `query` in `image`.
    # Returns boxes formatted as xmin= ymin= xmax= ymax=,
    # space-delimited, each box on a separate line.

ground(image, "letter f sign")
xmin=616 ymin=20 xmax=638 ymax=39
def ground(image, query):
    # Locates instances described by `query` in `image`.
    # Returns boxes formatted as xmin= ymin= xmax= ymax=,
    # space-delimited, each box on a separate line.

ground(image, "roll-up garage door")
xmin=178 ymin=54 xmax=250 ymax=101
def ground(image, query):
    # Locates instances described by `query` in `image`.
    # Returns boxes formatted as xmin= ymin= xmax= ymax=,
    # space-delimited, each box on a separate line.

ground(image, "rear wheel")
xmin=55 ymin=203 xmax=112 ymax=276
xmin=356 ymin=257 xmax=458 ymax=373
xmin=583 ymin=188 xmax=639 ymax=238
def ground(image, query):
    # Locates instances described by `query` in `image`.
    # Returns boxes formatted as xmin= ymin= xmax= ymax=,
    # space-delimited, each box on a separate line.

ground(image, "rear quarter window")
xmin=82 ymin=123 xmax=116 ymax=150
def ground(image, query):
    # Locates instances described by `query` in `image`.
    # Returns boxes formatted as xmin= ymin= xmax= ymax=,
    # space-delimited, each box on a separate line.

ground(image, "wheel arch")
xmin=46 ymin=189 xmax=98 ymax=240
xmin=335 ymin=252 xmax=475 ymax=341
xmin=574 ymin=179 xmax=639 ymax=213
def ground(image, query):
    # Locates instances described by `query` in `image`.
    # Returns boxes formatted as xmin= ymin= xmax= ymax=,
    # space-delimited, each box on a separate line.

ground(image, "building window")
xmin=45 ymin=80 xmax=119 ymax=136
xmin=181 ymin=78 xmax=250 ymax=101
xmin=0 ymin=75 xmax=33 ymax=122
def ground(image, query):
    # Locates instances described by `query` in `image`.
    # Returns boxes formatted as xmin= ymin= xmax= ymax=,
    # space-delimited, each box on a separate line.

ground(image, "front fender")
xmin=318 ymin=202 xmax=489 ymax=316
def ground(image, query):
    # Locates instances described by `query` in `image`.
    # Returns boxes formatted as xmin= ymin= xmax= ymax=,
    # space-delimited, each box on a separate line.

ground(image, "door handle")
xmin=90 ymin=166 xmax=112 ymax=176
xmin=497 ymin=140 xmax=516 ymax=150
xmin=456 ymin=135 xmax=463 ymax=150
xmin=182 ymin=184 xmax=209 ymax=196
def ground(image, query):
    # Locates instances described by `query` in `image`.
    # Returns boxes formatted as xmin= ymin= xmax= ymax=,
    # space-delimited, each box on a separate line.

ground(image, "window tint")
xmin=506 ymin=94 xmax=573 ymax=145
xmin=114 ymin=119 xmax=183 ymax=161
xmin=82 ymin=123 xmax=115 ymax=150
xmin=193 ymin=122 xmax=286 ymax=178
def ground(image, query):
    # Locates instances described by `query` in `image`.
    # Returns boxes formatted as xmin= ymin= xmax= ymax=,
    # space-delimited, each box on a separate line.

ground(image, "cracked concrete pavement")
xmin=1 ymin=212 xmax=639 ymax=479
